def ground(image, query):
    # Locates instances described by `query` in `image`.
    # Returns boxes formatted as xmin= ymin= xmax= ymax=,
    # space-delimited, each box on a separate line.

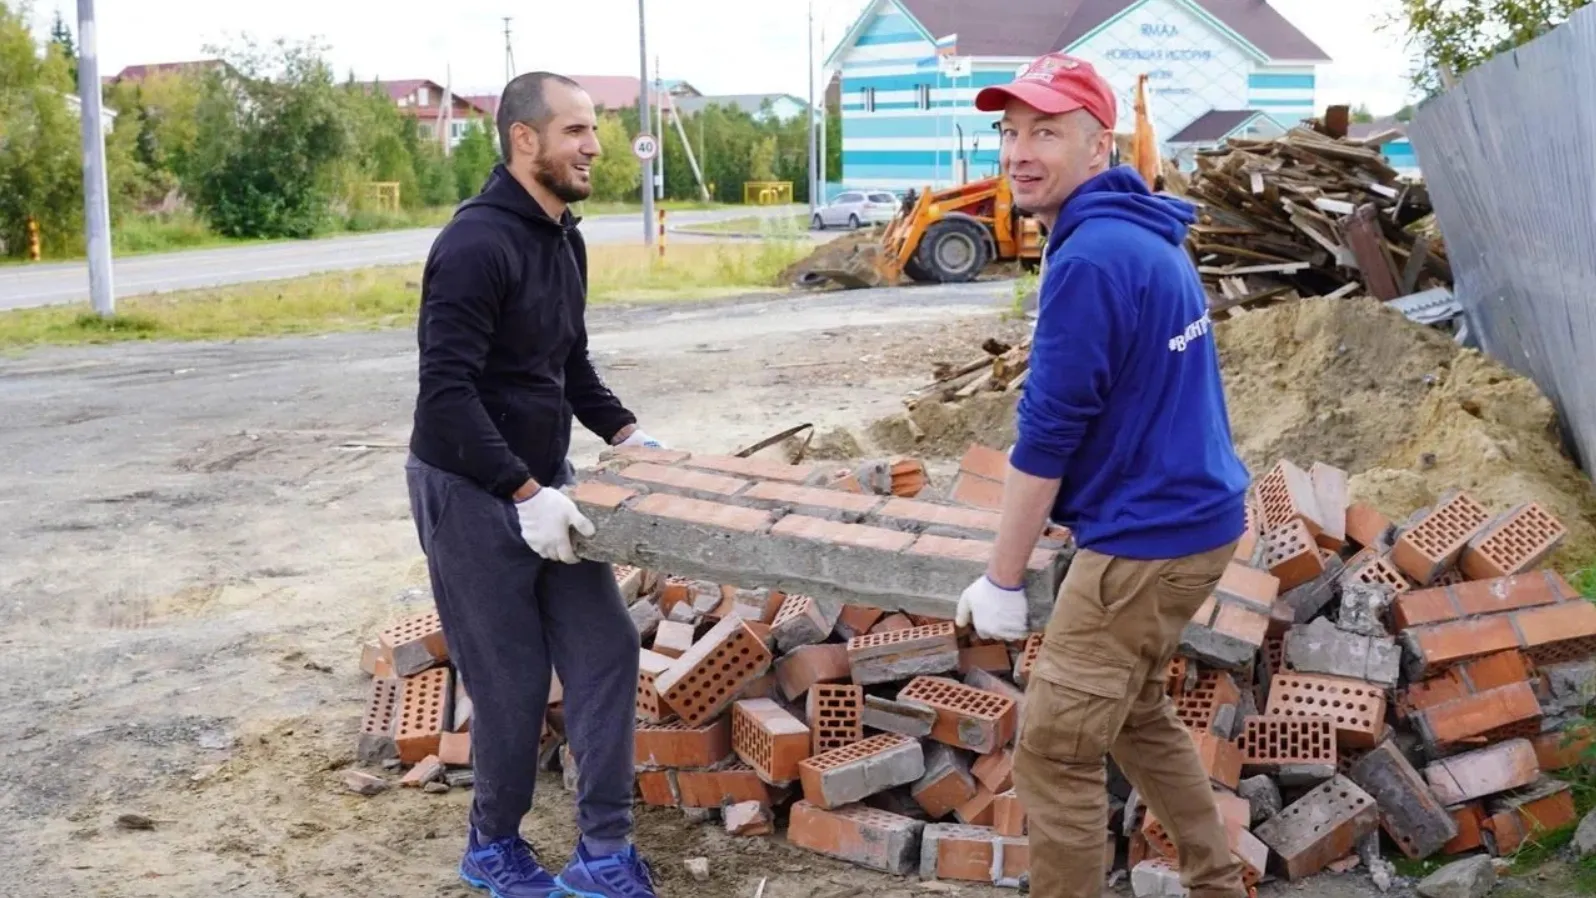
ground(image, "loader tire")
xmin=916 ymin=219 xmax=990 ymax=283
xmin=902 ymin=254 xmax=935 ymax=283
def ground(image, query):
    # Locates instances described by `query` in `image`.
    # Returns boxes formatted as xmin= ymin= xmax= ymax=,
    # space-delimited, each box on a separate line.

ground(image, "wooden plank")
xmin=1313 ymin=197 xmax=1357 ymax=216
xmin=1341 ymin=204 xmax=1403 ymax=300
xmin=1399 ymin=236 xmax=1431 ymax=295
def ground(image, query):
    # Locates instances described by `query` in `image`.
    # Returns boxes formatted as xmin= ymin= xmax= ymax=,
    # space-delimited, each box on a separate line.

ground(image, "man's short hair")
xmin=497 ymin=72 xmax=582 ymax=162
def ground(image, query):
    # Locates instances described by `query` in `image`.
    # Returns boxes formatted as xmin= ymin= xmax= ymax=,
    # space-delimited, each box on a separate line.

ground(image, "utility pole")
xmin=806 ymin=0 xmax=817 ymax=214
xmin=75 ymin=0 xmax=114 ymax=317
xmin=637 ymin=0 xmax=655 ymax=245
xmin=503 ymin=17 xmax=515 ymax=84
xmin=655 ymin=54 xmax=665 ymax=201
xmin=818 ymin=21 xmax=828 ymax=202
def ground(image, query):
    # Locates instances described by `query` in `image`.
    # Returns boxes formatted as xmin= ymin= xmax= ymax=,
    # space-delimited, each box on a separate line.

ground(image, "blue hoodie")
xmin=1009 ymin=166 xmax=1251 ymax=560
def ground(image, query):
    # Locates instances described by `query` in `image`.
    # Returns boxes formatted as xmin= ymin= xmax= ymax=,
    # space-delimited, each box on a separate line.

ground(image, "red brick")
xmin=774 ymin=643 xmax=850 ymax=701
xmin=1441 ymin=803 xmax=1488 ymax=854
xmin=1483 ymin=778 xmax=1577 ymax=855
xmin=681 ymin=452 xmax=817 ymax=483
xmin=924 ymin=824 xmax=1023 ymax=883
xmin=636 ymin=716 xmax=733 ymax=768
xmin=1532 ymin=726 xmax=1595 ymax=771
xmin=1238 ymin=714 xmax=1337 ymax=774
xmin=1346 ymin=552 xmax=1415 ymax=596
xmin=1265 ymin=672 xmax=1386 ymax=749
xmin=396 ymin=666 xmax=451 ymax=764
xmin=835 ymin=604 xmax=884 ymax=639
xmin=846 ymin=622 xmax=959 ymax=685
xmin=1212 ymin=601 xmax=1272 ymax=649
xmin=357 ymin=676 xmax=402 ymax=762
xmin=1393 ymin=570 xmax=1578 ymax=629
xmin=1410 ymin=680 xmax=1542 ymax=751
xmin=1254 ymin=775 xmax=1379 ymax=880
xmin=1405 ymin=617 xmax=1524 ymax=677
xmin=907 ymin=533 xmax=1055 ymax=572
xmin=1013 ymin=634 xmax=1041 ymax=687
xmin=787 ymin=801 xmax=925 ymax=875
xmin=912 ymin=745 xmax=978 ymax=819
xmin=897 ymin=676 xmax=1018 ymax=754
xmin=1189 ymin=730 xmax=1244 ymax=789
xmin=876 ymin=497 xmax=1002 ymax=534
xmin=807 ymin=683 xmax=864 ymax=753
xmin=651 ymin=619 xmax=695 ymax=659
xmin=675 ymin=762 xmax=776 ymax=808
xmin=1256 ymin=458 xmax=1327 ymax=538
xmin=615 ymin=461 xmax=749 ymax=495
xmin=888 ymin=456 xmax=929 ymax=497
xmin=1514 ymin=601 xmax=1596 ymax=665
xmin=1166 ymin=656 xmax=1190 ymax=697
xmin=1217 ymin=562 xmax=1281 ymax=612
xmin=655 ymin=617 xmax=774 ymax=727
xmin=637 ymin=769 xmax=678 ymax=806
xmin=1423 ymin=738 xmax=1541 ymax=805
xmin=568 ymin=480 xmax=638 ymax=509
xmin=799 ymin=732 xmax=925 ymax=808
xmin=955 ymin=787 xmax=998 ymax=826
xmin=960 ymin=444 xmax=1009 ymax=481
xmin=636 ymin=648 xmax=676 ymax=723
xmin=401 ymin=754 xmax=444 ymax=787
xmin=631 ymin=492 xmax=772 ymax=532
xmin=1263 ymin=518 xmax=1327 ymax=591
xmin=1236 ymin=502 xmax=1262 ymax=562
xmin=739 ymin=480 xmax=882 ymax=514
xmin=993 ymin=789 xmax=1026 ymax=836
xmin=1174 ymin=670 xmax=1243 ymax=735
xmin=609 ymin=445 xmax=692 ymax=465
xmin=1390 ymin=491 xmax=1491 ymax=585
xmin=1345 ymin=502 xmax=1392 ymax=550
xmin=958 ymin=644 xmax=1013 ymax=676
xmin=1459 ymin=502 xmax=1567 ymax=582
xmin=1401 ymin=650 xmax=1533 ymax=718
xmin=732 ymin=698 xmax=810 ymax=784
xmin=378 ymin=609 xmax=449 ymax=677
xmin=1351 ymin=740 xmax=1459 ymax=860
xmin=972 ymin=747 xmax=1015 ymax=793
xmin=1309 ymin=462 xmax=1349 ymax=550
xmin=771 ymin=514 xmax=917 ymax=552
xmin=950 ymin=472 xmax=1004 ymax=510
xmin=438 ymin=731 xmax=472 ymax=767
xmin=871 ymin=612 xmax=914 ymax=634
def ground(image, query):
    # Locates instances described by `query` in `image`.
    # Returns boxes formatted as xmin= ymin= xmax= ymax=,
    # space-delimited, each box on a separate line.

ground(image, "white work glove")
xmin=617 ymin=428 xmax=666 ymax=449
xmin=955 ymin=576 xmax=1030 ymax=641
xmin=517 ymin=487 xmax=596 ymax=564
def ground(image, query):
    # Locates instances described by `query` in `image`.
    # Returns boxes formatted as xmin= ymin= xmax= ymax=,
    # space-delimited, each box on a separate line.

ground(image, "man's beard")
xmin=533 ymin=150 xmax=591 ymax=204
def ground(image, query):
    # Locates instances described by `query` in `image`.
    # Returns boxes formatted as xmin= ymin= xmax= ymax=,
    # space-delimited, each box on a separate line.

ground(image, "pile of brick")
xmin=350 ymin=445 xmax=1596 ymax=894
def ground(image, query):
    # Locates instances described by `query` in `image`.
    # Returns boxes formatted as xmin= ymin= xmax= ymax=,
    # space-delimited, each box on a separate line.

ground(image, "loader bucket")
xmin=800 ymin=243 xmax=894 ymax=290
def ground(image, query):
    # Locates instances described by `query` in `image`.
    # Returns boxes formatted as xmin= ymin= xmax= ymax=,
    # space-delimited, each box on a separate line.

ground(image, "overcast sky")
xmin=32 ymin=0 xmax=1424 ymax=114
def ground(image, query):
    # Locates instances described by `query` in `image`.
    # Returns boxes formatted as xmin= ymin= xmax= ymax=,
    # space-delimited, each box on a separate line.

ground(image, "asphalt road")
xmin=0 ymin=204 xmax=802 ymax=312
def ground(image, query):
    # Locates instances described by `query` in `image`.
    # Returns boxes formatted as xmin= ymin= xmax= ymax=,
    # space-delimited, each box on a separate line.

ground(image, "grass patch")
xmin=573 ymin=198 xmax=722 ymax=217
xmin=688 ymin=214 xmax=810 ymax=235
xmin=0 ymin=241 xmax=808 ymax=350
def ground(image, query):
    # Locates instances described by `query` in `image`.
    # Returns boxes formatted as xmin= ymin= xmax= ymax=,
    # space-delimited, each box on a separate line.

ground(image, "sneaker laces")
xmin=477 ymin=835 xmax=552 ymax=882
xmin=588 ymin=845 xmax=658 ymax=895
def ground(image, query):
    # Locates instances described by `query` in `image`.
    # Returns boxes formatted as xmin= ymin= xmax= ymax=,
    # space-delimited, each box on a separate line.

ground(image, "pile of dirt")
xmin=858 ymin=298 xmax=1596 ymax=569
xmin=774 ymin=230 xmax=881 ymax=286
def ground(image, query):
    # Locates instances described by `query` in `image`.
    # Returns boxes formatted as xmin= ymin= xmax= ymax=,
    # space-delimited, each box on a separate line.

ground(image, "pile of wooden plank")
xmin=903 ymin=338 xmax=1030 ymax=409
xmin=1179 ymin=126 xmax=1454 ymax=317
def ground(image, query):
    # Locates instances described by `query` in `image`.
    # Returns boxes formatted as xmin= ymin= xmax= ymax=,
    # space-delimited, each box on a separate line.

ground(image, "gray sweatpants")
xmin=405 ymin=453 xmax=640 ymax=846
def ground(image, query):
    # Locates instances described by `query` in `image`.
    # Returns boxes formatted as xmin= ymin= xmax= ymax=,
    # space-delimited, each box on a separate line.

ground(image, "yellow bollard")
xmin=27 ymin=216 xmax=41 ymax=261
xmin=657 ymin=209 xmax=667 ymax=260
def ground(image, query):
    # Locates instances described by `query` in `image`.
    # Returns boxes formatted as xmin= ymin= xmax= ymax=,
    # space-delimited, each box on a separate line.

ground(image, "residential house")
xmin=824 ymin=0 xmax=1332 ymax=189
xmin=1163 ymin=107 xmax=1284 ymax=169
xmin=376 ymin=79 xmax=495 ymax=148
xmin=1349 ymin=116 xmax=1420 ymax=178
xmin=109 ymin=58 xmax=232 ymax=84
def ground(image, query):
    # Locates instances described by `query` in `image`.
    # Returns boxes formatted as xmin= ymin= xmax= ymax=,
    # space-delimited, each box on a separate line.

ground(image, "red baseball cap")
xmin=974 ymin=53 xmax=1117 ymax=130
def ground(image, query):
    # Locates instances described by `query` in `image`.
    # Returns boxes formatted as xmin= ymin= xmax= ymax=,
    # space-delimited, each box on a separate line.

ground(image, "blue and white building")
xmin=824 ymin=0 xmax=1334 ymax=190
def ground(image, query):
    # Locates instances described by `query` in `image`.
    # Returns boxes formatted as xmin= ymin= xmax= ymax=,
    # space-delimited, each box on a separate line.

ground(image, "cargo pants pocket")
xmin=1021 ymin=650 xmax=1135 ymax=763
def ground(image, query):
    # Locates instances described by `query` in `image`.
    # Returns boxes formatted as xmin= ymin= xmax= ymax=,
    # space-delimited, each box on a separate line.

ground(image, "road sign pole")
xmin=637 ymin=0 xmax=655 ymax=246
xmin=76 ymin=0 xmax=115 ymax=317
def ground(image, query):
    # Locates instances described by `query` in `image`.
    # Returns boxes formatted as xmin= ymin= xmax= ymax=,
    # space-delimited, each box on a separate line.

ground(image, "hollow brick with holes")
xmin=861 ymin=693 xmax=937 ymax=738
xmin=1265 ymin=672 xmax=1387 ymax=749
xmin=807 ymin=683 xmax=864 ymax=753
xmin=846 ymin=622 xmax=959 ymax=686
xmin=1262 ymin=518 xmax=1326 ymax=591
xmin=1348 ymin=740 xmax=1457 ymax=860
xmin=787 ymin=801 xmax=926 ymax=874
xmin=653 ymin=616 xmax=773 ymax=727
xmin=799 ymin=731 xmax=925 ymax=809
xmin=1236 ymin=715 xmax=1337 ymax=784
xmin=732 ymin=698 xmax=810 ymax=785
xmin=1390 ymin=491 xmax=1492 ymax=585
xmin=635 ymin=715 xmax=733 ymax=769
xmin=1458 ymin=502 xmax=1567 ymax=582
xmin=358 ymin=677 xmax=402 ymax=763
xmin=379 ymin=610 xmax=449 ymax=678
xmin=395 ymin=666 xmax=451 ymax=764
xmin=774 ymin=642 xmax=850 ymax=701
xmin=636 ymin=648 xmax=675 ymax=724
xmin=1254 ymin=774 xmax=1379 ymax=880
xmin=768 ymin=593 xmax=838 ymax=653
xmin=1256 ymin=458 xmax=1327 ymax=538
xmin=896 ymin=676 xmax=1018 ymax=755
xmin=1236 ymin=502 xmax=1262 ymax=563
xmin=1345 ymin=552 xmax=1414 ymax=597
xmin=1392 ymin=570 xmax=1578 ymax=629
xmin=1174 ymin=670 xmax=1243 ymax=737
xmin=1012 ymin=634 xmax=1041 ymax=687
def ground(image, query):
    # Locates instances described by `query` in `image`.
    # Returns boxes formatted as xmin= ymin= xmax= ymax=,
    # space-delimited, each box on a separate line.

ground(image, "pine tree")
xmin=49 ymin=8 xmax=76 ymax=84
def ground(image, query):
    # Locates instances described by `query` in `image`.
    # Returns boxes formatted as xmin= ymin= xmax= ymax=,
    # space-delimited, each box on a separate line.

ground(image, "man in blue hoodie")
xmin=953 ymin=55 xmax=1253 ymax=898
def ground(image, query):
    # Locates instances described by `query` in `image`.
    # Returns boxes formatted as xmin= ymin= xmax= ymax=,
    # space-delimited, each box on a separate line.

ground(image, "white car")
xmin=812 ymin=190 xmax=900 ymax=230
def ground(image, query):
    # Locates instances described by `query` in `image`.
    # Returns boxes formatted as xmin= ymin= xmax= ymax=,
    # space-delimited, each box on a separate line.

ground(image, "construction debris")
xmin=349 ymin=441 xmax=1593 ymax=892
xmin=902 ymin=337 xmax=1032 ymax=410
xmin=1177 ymin=126 xmax=1453 ymax=319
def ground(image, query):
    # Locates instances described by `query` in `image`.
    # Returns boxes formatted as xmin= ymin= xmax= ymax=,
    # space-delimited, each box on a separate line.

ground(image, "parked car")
xmin=812 ymin=190 xmax=900 ymax=230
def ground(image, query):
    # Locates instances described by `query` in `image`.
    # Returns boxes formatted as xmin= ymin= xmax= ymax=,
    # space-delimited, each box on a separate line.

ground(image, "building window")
xmin=916 ymin=84 xmax=931 ymax=110
xmin=863 ymin=87 xmax=876 ymax=112
xmin=417 ymin=86 xmax=430 ymax=106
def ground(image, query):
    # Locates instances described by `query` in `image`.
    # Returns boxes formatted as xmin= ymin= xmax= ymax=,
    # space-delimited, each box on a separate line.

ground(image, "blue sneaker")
xmin=459 ymin=828 xmax=563 ymax=898
xmin=555 ymin=842 xmax=658 ymax=897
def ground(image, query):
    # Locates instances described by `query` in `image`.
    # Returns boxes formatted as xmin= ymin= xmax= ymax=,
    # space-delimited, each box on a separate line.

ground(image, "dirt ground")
xmin=0 ymin=284 xmax=1581 ymax=898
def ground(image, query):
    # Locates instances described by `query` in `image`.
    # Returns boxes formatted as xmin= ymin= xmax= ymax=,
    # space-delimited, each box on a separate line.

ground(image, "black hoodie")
xmin=408 ymin=164 xmax=636 ymax=497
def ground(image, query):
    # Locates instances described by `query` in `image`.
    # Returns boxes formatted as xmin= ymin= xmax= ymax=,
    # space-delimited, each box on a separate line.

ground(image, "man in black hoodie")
xmin=405 ymin=72 xmax=661 ymax=898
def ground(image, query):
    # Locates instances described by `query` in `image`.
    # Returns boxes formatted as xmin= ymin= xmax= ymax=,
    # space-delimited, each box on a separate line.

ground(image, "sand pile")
xmin=861 ymin=298 xmax=1596 ymax=569
xmin=775 ymin=230 xmax=882 ymax=286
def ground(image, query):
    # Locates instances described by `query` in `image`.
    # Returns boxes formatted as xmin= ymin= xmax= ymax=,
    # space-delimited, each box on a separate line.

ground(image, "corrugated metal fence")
xmin=1407 ymin=6 xmax=1596 ymax=473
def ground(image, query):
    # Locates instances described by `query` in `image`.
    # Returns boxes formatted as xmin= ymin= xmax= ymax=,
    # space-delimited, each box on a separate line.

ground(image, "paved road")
xmin=0 ymin=205 xmax=803 ymax=312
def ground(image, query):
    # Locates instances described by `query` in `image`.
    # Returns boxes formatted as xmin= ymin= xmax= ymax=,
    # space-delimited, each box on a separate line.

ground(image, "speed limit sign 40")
xmin=632 ymin=133 xmax=659 ymax=161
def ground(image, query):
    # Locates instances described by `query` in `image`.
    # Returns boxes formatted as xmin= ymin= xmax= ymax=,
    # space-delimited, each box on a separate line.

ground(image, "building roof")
xmin=464 ymin=95 xmax=500 ymax=117
xmin=112 ymin=58 xmax=230 ymax=82
xmin=1348 ymin=116 xmax=1406 ymax=140
xmin=372 ymin=80 xmax=493 ymax=116
xmin=670 ymin=93 xmax=810 ymax=118
xmin=1167 ymin=108 xmax=1263 ymax=142
xmin=891 ymin=0 xmax=1330 ymax=62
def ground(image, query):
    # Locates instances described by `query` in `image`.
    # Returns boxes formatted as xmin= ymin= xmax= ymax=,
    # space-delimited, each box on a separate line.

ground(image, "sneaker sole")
xmin=462 ymin=868 xmax=568 ymax=898
xmin=552 ymin=876 xmax=614 ymax=898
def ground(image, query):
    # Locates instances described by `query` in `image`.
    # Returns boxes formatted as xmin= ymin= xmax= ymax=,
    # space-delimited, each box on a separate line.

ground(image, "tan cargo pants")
xmin=1013 ymin=542 xmax=1245 ymax=898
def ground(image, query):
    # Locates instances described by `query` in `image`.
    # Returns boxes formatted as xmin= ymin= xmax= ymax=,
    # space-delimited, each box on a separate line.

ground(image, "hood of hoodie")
xmin=457 ymin=163 xmax=575 ymax=232
xmin=1048 ymin=165 xmax=1195 ymax=252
